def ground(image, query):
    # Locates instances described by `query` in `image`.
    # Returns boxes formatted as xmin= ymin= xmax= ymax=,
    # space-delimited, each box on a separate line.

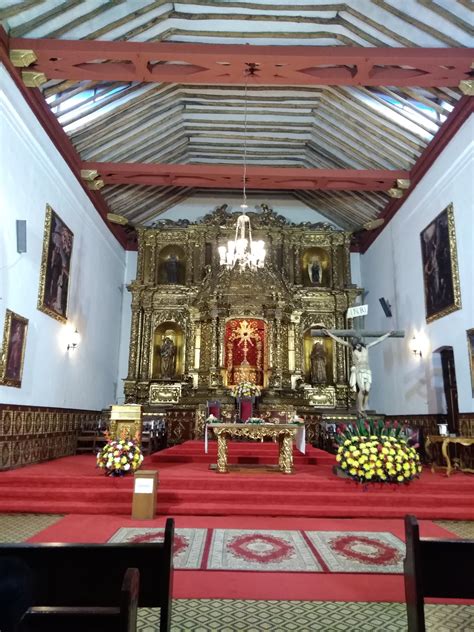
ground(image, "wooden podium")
xmin=132 ymin=470 xmax=158 ymax=520
xmin=110 ymin=404 xmax=142 ymax=443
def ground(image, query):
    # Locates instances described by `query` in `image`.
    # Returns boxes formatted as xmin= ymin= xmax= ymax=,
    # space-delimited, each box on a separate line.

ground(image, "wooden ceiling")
xmin=1 ymin=0 xmax=473 ymax=240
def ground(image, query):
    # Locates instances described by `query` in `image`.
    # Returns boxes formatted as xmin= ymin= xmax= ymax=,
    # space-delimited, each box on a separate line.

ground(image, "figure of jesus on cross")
xmin=312 ymin=326 xmax=404 ymax=417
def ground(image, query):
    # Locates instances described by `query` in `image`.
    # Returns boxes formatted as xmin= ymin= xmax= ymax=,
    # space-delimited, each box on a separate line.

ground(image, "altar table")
xmin=205 ymin=423 xmax=305 ymax=474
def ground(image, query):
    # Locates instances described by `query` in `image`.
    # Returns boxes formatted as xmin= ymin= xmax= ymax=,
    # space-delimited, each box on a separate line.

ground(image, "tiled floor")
xmin=0 ymin=513 xmax=472 ymax=631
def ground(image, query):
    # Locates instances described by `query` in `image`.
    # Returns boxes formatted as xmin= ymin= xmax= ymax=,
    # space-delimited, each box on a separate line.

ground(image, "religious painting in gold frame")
xmin=0 ymin=309 xmax=28 ymax=388
xmin=301 ymin=247 xmax=330 ymax=287
xmin=37 ymin=204 xmax=74 ymax=323
xmin=420 ymin=204 xmax=461 ymax=323
xmin=467 ymin=328 xmax=474 ymax=398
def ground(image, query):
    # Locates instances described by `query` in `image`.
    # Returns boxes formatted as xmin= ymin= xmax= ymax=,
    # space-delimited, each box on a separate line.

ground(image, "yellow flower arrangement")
xmin=334 ymin=418 xmax=422 ymax=484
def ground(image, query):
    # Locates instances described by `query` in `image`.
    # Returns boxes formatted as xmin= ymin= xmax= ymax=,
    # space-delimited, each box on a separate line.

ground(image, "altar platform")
xmin=0 ymin=441 xmax=473 ymax=520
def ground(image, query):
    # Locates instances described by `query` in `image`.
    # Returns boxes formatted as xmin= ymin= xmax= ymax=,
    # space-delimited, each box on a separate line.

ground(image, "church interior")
xmin=0 ymin=1 xmax=473 ymax=630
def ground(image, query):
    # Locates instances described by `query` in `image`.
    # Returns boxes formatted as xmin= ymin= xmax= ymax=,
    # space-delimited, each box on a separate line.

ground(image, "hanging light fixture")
xmin=218 ymin=70 xmax=266 ymax=272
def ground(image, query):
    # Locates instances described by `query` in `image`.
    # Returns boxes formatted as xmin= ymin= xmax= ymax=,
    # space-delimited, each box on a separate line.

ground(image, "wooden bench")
xmin=0 ymin=517 xmax=174 ymax=632
xmin=19 ymin=567 xmax=139 ymax=631
xmin=404 ymin=514 xmax=474 ymax=632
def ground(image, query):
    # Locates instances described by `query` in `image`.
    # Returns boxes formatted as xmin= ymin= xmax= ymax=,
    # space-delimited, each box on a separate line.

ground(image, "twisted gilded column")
xmin=127 ymin=304 xmax=142 ymax=380
xmin=294 ymin=244 xmax=302 ymax=285
xmin=278 ymin=433 xmax=294 ymax=474
xmin=140 ymin=310 xmax=153 ymax=380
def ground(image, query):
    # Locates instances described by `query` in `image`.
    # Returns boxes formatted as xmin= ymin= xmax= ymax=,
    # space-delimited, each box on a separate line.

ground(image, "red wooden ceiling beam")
xmin=81 ymin=163 xmax=409 ymax=191
xmin=10 ymin=38 xmax=473 ymax=87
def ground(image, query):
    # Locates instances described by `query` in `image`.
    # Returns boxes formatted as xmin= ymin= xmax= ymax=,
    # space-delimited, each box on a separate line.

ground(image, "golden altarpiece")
xmin=123 ymin=205 xmax=361 ymax=441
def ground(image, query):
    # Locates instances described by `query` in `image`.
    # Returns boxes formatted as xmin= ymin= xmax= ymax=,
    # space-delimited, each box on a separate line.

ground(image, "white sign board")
xmin=347 ymin=304 xmax=368 ymax=319
xmin=134 ymin=478 xmax=154 ymax=494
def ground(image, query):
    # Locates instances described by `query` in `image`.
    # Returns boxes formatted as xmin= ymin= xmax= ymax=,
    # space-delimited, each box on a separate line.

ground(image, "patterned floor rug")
xmin=108 ymin=527 xmax=406 ymax=573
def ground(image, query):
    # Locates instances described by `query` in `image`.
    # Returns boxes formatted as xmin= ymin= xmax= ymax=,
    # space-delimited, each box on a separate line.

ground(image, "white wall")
xmin=360 ymin=115 xmax=474 ymax=414
xmin=0 ymin=64 xmax=126 ymax=410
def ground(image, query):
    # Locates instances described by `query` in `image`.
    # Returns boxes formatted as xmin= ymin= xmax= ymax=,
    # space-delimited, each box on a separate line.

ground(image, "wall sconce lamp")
xmin=67 ymin=328 xmax=80 ymax=351
xmin=409 ymin=336 xmax=422 ymax=357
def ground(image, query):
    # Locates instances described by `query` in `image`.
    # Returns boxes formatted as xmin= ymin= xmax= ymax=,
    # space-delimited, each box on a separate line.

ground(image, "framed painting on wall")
xmin=0 ymin=309 xmax=28 ymax=388
xmin=467 ymin=329 xmax=474 ymax=398
xmin=37 ymin=204 xmax=74 ymax=323
xmin=420 ymin=203 xmax=461 ymax=323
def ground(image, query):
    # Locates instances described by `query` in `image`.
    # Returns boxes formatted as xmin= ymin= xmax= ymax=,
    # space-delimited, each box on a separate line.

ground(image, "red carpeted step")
xmin=1 ymin=442 xmax=474 ymax=520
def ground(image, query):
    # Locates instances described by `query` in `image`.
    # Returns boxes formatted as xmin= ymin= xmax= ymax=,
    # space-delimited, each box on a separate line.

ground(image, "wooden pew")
xmin=19 ymin=567 xmax=139 ymax=632
xmin=404 ymin=514 xmax=474 ymax=632
xmin=0 ymin=517 xmax=174 ymax=632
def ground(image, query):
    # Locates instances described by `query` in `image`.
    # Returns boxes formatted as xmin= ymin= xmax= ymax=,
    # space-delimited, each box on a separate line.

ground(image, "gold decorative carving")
xmin=459 ymin=79 xmax=474 ymax=96
xmin=304 ymin=385 xmax=336 ymax=408
xmin=21 ymin=70 xmax=47 ymax=87
xmin=9 ymin=49 xmax=37 ymax=67
xmin=80 ymin=169 xmax=99 ymax=181
xmin=87 ymin=179 xmax=105 ymax=190
xmin=149 ymin=383 xmax=182 ymax=404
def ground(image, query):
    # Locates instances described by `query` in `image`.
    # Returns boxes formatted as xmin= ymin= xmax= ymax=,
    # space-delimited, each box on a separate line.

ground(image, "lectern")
xmin=110 ymin=404 xmax=143 ymax=443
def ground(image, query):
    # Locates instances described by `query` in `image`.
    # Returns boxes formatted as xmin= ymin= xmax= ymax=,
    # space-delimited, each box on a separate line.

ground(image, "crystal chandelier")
xmin=218 ymin=78 xmax=266 ymax=272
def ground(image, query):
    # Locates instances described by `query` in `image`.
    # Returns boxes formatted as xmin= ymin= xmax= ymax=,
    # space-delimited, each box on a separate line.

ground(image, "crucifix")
xmin=311 ymin=327 xmax=405 ymax=417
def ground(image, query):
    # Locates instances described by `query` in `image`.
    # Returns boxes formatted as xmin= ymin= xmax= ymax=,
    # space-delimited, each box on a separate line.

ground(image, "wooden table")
xmin=207 ymin=423 xmax=301 ymax=474
xmin=425 ymin=435 xmax=474 ymax=476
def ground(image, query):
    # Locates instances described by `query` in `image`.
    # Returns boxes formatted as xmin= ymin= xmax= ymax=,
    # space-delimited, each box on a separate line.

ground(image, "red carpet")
xmin=26 ymin=514 xmax=472 ymax=604
xmin=0 ymin=441 xmax=473 ymax=519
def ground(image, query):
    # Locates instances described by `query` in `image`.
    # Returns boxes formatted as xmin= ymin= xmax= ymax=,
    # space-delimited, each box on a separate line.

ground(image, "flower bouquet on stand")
xmin=97 ymin=429 xmax=144 ymax=476
xmin=334 ymin=419 xmax=422 ymax=484
xmin=231 ymin=381 xmax=261 ymax=398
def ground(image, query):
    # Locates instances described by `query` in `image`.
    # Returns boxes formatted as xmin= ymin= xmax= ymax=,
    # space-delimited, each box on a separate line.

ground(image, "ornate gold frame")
xmin=467 ymin=328 xmax=474 ymax=398
xmin=420 ymin=203 xmax=461 ymax=323
xmin=0 ymin=309 xmax=28 ymax=388
xmin=37 ymin=204 xmax=74 ymax=323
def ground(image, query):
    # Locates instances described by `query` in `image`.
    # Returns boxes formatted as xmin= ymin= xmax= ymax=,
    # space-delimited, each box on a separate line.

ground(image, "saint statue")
xmin=308 ymin=257 xmax=322 ymax=285
xmin=323 ymin=329 xmax=392 ymax=417
xmin=164 ymin=254 xmax=179 ymax=284
xmin=160 ymin=335 xmax=176 ymax=378
xmin=310 ymin=340 xmax=327 ymax=385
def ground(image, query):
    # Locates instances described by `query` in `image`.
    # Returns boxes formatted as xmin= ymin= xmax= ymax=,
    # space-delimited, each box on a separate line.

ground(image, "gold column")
xmin=278 ymin=432 xmax=294 ymax=474
xmin=127 ymin=304 xmax=142 ymax=380
xmin=294 ymin=244 xmax=302 ymax=285
xmin=185 ymin=239 xmax=193 ymax=285
xmin=331 ymin=244 xmax=338 ymax=287
xmin=343 ymin=235 xmax=351 ymax=285
xmin=292 ymin=312 xmax=303 ymax=378
xmin=216 ymin=432 xmax=229 ymax=473
xmin=149 ymin=239 xmax=157 ymax=284
xmin=136 ymin=229 xmax=145 ymax=282
xmin=140 ymin=310 xmax=153 ymax=380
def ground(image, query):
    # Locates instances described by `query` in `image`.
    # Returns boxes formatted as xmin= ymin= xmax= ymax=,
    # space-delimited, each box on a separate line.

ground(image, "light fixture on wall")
xmin=409 ymin=336 xmax=422 ymax=357
xmin=67 ymin=328 xmax=80 ymax=351
xmin=218 ymin=65 xmax=266 ymax=272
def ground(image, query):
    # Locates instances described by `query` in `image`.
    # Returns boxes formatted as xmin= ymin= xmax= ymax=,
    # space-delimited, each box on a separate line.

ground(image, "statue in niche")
xmin=160 ymin=335 xmax=176 ymax=378
xmin=308 ymin=256 xmax=322 ymax=285
xmin=164 ymin=254 xmax=179 ymax=284
xmin=310 ymin=340 xmax=327 ymax=385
